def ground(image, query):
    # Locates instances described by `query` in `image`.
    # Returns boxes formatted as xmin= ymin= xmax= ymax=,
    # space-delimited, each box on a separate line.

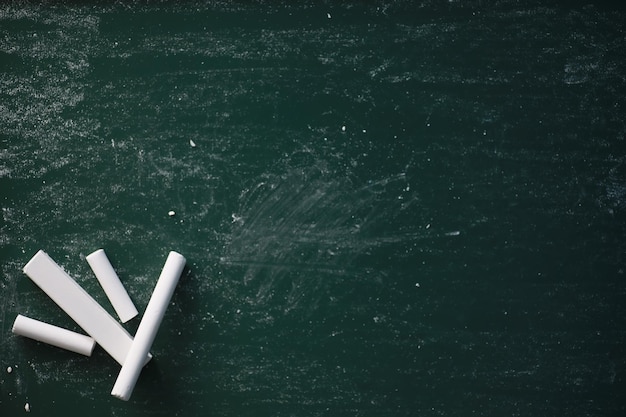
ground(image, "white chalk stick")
xmin=111 ymin=251 xmax=186 ymax=401
xmin=22 ymin=250 xmax=151 ymax=366
xmin=86 ymin=249 xmax=138 ymax=323
xmin=12 ymin=314 xmax=96 ymax=356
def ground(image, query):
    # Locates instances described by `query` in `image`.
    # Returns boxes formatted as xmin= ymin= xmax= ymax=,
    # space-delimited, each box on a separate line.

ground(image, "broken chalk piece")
xmin=86 ymin=249 xmax=138 ymax=323
xmin=111 ymin=251 xmax=186 ymax=401
xmin=12 ymin=314 xmax=96 ymax=356
xmin=22 ymin=250 xmax=151 ymax=366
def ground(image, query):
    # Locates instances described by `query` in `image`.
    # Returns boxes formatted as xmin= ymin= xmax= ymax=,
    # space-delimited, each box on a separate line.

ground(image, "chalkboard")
xmin=1 ymin=1 xmax=625 ymax=416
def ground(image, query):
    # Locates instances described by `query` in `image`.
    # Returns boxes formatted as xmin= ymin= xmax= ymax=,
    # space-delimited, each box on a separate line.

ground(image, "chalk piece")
xmin=12 ymin=314 xmax=95 ymax=356
xmin=168 ymin=210 xmax=176 ymax=217
xmin=25 ymin=403 xmax=30 ymax=412
xmin=86 ymin=249 xmax=138 ymax=323
xmin=22 ymin=250 xmax=151 ymax=366
xmin=189 ymin=139 xmax=196 ymax=147
xmin=111 ymin=251 xmax=186 ymax=401
xmin=7 ymin=366 xmax=12 ymax=374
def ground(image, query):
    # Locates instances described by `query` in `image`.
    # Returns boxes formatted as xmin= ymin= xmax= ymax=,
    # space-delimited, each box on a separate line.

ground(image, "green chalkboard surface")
xmin=1 ymin=1 xmax=626 ymax=416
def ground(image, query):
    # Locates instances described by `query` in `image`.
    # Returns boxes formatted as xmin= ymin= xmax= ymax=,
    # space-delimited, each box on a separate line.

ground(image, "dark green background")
xmin=1 ymin=1 xmax=625 ymax=416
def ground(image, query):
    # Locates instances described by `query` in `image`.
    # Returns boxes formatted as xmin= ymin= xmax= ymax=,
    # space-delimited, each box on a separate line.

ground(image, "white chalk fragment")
xmin=7 ymin=366 xmax=12 ymax=374
xmin=86 ymin=249 xmax=138 ymax=323
xmin=189 ymin=139 xmax=196 ymax=148
xmin=111 ymin=251 xmax=186 ymax=401
xmin=12 ymin=314 xmax=96 ymax=356
xmin=341 ymin=125 xmax=346 ymax=132
xmin=22 ymin=250 xmax=151 ymax=366
xmin=327 ymin=12 xmax=331 ymax=19
xmin=24 ymin=402 xmax=30 ymax=412
xmin=168 ymin=210 xmax=176 ymax=217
